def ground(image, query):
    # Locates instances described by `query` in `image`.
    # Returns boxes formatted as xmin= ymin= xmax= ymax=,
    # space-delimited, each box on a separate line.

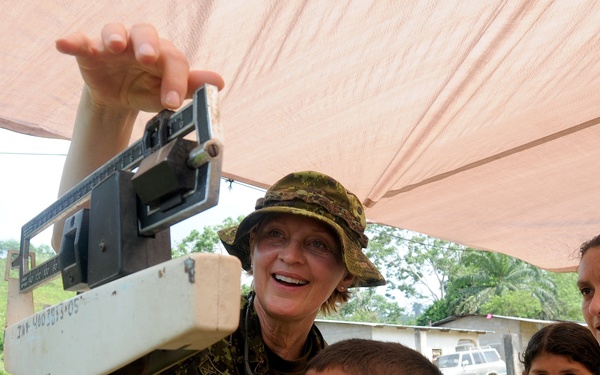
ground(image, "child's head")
xmin=306 ymin=338 xmax=441 ymax=375
xmin=520 ymin=322 xmax=600 ymax=375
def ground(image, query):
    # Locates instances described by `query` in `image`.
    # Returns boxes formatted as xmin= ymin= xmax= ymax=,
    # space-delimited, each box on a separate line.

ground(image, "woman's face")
xmin=525 ymin=352 xmax=593 ymax=375
xmin=577 ymin=246 xmax=600 ymax=343
xmin=250 ymin=213 xmax=353 ymax=322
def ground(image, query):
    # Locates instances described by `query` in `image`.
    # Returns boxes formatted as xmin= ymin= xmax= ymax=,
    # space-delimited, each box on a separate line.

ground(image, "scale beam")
xmin=5 ymin=253 xmax=241 ymax=375
xmin=13 ymin=84 xmax=222 ymax=293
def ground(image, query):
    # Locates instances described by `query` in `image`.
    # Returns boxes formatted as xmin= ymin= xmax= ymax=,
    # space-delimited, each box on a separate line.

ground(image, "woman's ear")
xmin=337 ymin=272 xmax=355 ymax=292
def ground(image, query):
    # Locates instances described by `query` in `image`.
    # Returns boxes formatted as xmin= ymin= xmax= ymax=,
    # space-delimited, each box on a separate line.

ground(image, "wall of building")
xmin=315 ymin=320 xmax=486 ymax=361
xmin=315 ymin=321 xmax=374 ymax=343
xmin=433 ymin=315 xmax=521 ymax=359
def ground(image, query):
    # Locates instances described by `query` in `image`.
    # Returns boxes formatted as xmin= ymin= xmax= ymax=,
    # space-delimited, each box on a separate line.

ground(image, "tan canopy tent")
xmin=2 ymin=1 xmax=599 ymax=272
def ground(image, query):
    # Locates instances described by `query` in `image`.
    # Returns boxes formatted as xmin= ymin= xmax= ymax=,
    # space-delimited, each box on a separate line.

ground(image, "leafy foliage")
xmin=323 ymin=288 xmax=407 ymax=324
xmin=173 ymin=216 xmax=244 ymax=257
xmin=366 ymin=226 xmax=465 ymax=303
xmin=479 ymin=290 xmax=543 ymax=318
xmin=416 ymin=299 xmax=451 ymax=326
xmin=550 ymin=272 xmax=583 ymax=321
xmin=446 ymin=250 xmax=560 ymax=319
xmin=362 ymin=225 xmax=580 ymax=324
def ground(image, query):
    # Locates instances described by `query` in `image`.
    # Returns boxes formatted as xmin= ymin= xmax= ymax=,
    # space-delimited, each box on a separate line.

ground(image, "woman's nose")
xmin=278 ymin=239 xmax=305 ymax=264
xmin=590 ymin=293 xmax=600 ymax=316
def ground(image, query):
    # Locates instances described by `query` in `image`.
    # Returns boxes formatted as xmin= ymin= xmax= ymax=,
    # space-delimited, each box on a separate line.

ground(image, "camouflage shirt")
xmin=159 ymin=293 xmax=326 ymax=375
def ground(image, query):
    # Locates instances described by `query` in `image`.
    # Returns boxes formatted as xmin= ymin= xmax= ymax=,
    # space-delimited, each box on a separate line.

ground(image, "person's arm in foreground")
xmin=51 ymin=23 xmax=224 ymax=250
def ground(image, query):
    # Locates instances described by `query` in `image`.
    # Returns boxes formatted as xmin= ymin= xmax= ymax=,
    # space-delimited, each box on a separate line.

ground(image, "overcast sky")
xmin=0 ymin=128 xmax=264 ymax=250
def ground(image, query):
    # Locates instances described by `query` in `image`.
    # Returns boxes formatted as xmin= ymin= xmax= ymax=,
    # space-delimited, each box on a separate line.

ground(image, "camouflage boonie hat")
xmin=218 ymin=171 xmax=386 ymax=287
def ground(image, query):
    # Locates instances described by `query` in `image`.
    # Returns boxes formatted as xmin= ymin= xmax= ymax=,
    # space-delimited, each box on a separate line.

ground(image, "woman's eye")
xmin=309 ymin=239 xmax=335 ymax=253
xmin=266 ymin=229 xmax=283 ymax=238
xmin=580 ymin=287 xmax=592 ymax=296
xmin=311 ymin=240 xmax=326 ymax=248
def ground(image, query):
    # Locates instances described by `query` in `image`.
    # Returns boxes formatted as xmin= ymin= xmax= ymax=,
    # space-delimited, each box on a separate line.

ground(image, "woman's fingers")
xmin=128 ymin=23 xmax=161 ymax=65
xmin=187 ymin=70 xmax=226 ymax=96
xmin=55 ymin=23 xmax=225 ymax=111
xmin=155 ymin=39 xmax=190 ymax=108
xmin=55 ymin=32 xmax=97 ymax=56
xmin=100 ymin=23 xmax=128 ymax=54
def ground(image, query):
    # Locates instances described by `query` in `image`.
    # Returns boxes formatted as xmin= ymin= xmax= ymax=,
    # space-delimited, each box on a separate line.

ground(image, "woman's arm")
xmin=51 ymin=23 xmax=224 ymax=250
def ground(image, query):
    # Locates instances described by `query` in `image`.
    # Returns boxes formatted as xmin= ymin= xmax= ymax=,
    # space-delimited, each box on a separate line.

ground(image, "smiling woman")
xmin=48 ymin=23 xmax=386 ymax=374
xmin=176 ymin=170 xmax=387 ymax=375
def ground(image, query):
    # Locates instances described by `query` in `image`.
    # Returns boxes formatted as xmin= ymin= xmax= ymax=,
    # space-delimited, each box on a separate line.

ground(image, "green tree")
xmin=550 ymin=272 xmax=583 ymax=321
xmin=447 ymin=250 xmax=560 ymax=319
xmin=479 ymin=290 xmax=543 ymax=318
xmin=173 ymin=216 xmax=244 ymax=257
xmin=1 ymin=239 xmax=23 ymax=259
xmin=361 ymin=227 xmax=580 ymax=323
xmin=324 ymin=288 xmax=406 ymax=324
xmin=416 ymin=299 xmax=451 ymax=326
xmin=365 ymin=225 xmax=465 ymax=303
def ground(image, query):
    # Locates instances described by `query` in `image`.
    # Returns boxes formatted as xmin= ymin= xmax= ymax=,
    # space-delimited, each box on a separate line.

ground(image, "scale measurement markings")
xmin=19 ymin=256 xmax=60 ymax=291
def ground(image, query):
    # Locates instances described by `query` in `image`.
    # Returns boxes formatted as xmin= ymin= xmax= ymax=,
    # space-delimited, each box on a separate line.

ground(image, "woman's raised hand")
xmin=55 ymin=23 xmax=224 ymax=114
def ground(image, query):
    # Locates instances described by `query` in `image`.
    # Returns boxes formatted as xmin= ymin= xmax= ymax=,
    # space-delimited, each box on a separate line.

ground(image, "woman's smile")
xmin=251 ymin=213 xmax=349 ymax=320
xmin=273 ymin=273 xmax=309 ymax=286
